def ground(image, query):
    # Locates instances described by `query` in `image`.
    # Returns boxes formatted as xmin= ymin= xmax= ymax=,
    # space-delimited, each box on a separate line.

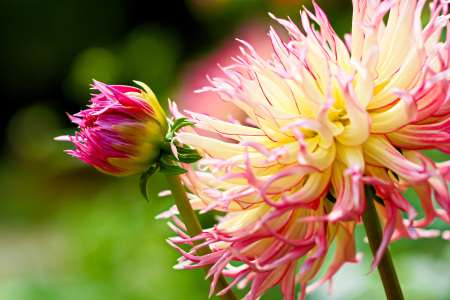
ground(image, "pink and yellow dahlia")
xmin=163 ymin=0 xmax=450 ymax=299
xmin=57 ymin=80 xmax=168 ymax=176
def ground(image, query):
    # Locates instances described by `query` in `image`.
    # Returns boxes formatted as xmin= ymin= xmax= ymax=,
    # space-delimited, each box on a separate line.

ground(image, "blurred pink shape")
xmin=174 ymin=20 xmax=285 ymax=137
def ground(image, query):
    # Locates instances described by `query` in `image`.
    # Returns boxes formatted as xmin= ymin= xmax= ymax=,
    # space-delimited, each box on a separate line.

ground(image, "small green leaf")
xmin=159 ymin=159 xmax=188 ymax=175
xmin=175 ymin=144 xmax=199 ymax=155
xmin=165 ymin=153 xmax=177 ymax=161
xmin=171 ymin=117 xmax=195 ymax=133
xmin=177 ymin=154 xmax=203 ymax=163
xmin=139 ymin=163 xmax=159 ymax=202
xmin=171 ymin=117 xmax=188 ymax=128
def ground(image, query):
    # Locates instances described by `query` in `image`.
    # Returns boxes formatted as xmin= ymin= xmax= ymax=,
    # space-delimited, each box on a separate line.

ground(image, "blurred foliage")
xmin=0 ymin=0 xmax=449 ymax=299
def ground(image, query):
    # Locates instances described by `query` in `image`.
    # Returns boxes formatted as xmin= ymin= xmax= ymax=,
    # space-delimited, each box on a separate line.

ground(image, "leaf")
xmin=159 ymin=159 xmax=188 ymax=175
xmin=177 ymin=154 xmax=203 ymax=163
xmin=171 ymin=117 xmax=195 ymax=133
xmin=161 ymin=139 xmax=202 ymax=162
xmin=175 ymin=144 xmax=199 ymax=155
xmin=139 ymin=163 xmax=159 ymax=202
xmin=171 ymin=117 xmax=188 ymax=129
xmin=163 ymin=118 xmax=195 ymax=145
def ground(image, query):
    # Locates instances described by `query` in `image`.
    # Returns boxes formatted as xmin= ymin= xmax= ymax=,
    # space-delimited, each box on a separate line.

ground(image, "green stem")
xmin=165 ymin=170 xmax=238 ymax=300
xmin=362 ymin=185 xmax=404 ymax=300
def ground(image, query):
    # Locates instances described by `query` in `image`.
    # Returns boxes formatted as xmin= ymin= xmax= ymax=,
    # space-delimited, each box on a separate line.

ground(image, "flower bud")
xmin=57 ymin=80 xmax=168 ymax=176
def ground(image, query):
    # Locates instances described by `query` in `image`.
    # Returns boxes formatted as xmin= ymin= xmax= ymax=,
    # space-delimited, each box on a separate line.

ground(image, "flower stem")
xmin=362 ymin=185 xmax=404 ymax=300
xmin=164 ymin=169 xmax=238 ymax=300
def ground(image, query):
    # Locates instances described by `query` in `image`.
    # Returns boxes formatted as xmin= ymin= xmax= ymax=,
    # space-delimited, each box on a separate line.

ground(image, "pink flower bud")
xmin=57 ymin=80 xmax=168 ymax=176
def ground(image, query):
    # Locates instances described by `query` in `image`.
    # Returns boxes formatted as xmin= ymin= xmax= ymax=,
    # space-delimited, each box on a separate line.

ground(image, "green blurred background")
xmin=0 ymin=0 xmax=449 ymax=299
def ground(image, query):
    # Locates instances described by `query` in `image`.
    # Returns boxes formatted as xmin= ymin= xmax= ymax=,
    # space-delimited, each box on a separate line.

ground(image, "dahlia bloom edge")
xmin=161 ymin=0 xmax=450 ymax=299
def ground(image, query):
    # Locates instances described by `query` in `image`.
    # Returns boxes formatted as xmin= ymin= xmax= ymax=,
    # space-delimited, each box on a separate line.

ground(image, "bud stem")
xmin=164 ymin=161 xmax=238 ymax=300
xmin=362 ymin=185 xmax=404 ymax=300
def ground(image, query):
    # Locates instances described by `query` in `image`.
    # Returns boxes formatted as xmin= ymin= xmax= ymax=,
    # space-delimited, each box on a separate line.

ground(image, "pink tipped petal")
xmin=370 ymin=88 xmax=418 ymax=133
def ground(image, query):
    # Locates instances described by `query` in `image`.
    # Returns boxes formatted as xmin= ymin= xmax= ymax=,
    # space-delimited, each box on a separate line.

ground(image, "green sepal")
xmin=161 ymin=140 xmax=173 ymax=153
xmin=171 ymin=117 xmax=195 ymax=133
xmin=175 ymin=153 xmax=203 ymax=163
xmin=139 ymin=163 xmax=159 ymax=202
xmin=166 ymin=152 xmax=203 ymax=164
xmin=161 ymin=138 xmax=202 ymax=165
xmin=139 ymin=118 xmax=197 ymax=201
xmin=159 ymin=159 xmax=189 ymax=175
xmin=175 ymin=144 xmax=200 ymax=155
xmin=162 ymin=117 xmax=197 ymax=152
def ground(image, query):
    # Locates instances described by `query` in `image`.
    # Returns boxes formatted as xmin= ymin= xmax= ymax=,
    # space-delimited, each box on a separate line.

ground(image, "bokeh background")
xmin=1 ymin=0 xmax=449 ymax=299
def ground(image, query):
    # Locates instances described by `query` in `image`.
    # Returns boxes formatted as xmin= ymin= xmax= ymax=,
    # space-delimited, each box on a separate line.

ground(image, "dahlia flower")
xmin=57 ymin=80 xmax=168 ymax=176
xmin=163 ymin=0 xmax=450 ymax=299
